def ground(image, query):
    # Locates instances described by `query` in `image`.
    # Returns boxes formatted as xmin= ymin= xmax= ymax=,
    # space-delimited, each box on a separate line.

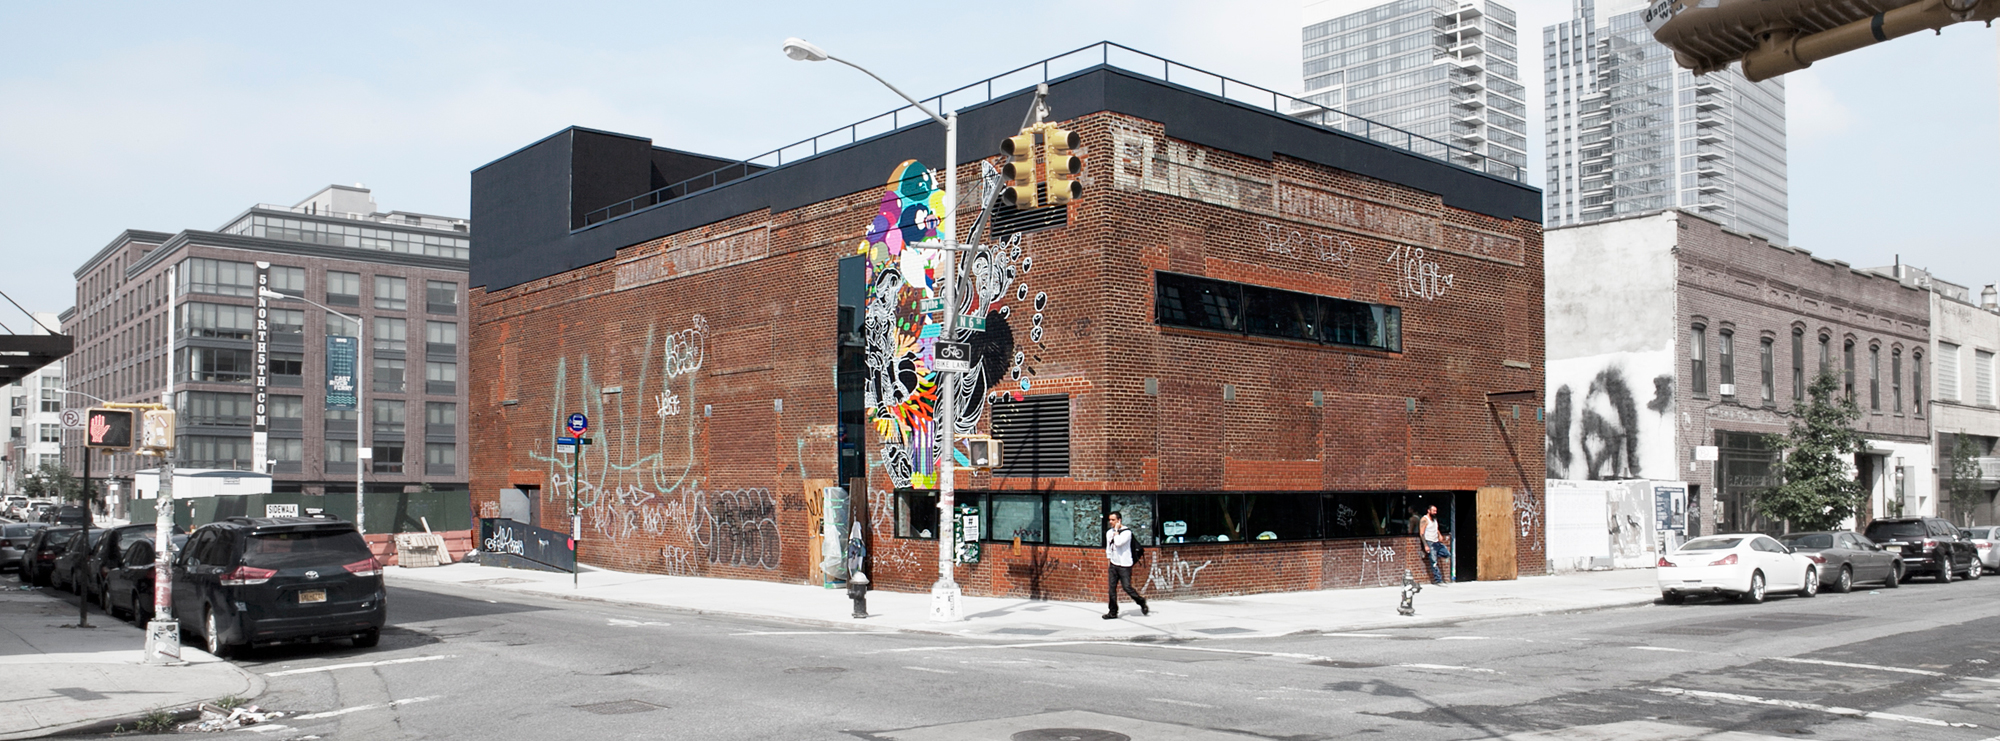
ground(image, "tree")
xmin=1759 ymin=370 xmax=1866 ymax=531
xmin=1943 ymin=433 xmax=1988 ymax=526
xmin=20 ymin=461 xmax=82 ymax=503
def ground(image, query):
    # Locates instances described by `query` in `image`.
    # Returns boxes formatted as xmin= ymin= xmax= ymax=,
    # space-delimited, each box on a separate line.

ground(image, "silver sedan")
xmin=1962 ymin=527 xmax=2000 ymax=574
xmin=1779 ymin=531 xmax=1903 ymax=592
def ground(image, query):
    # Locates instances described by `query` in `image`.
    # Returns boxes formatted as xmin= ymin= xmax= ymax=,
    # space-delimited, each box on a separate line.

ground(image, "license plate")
xmin=299 ymin=589 xmax=327 ymax=604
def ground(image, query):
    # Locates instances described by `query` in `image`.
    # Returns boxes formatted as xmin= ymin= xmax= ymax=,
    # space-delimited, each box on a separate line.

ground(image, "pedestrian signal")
xmin=85 ymin=408 xmax=135 ymax=450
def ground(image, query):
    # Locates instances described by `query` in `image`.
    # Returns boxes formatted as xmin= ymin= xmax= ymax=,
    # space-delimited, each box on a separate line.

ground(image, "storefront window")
xmin=1047 ymin=493 xmax=1105 ymax=546
xmin=983 ymin=494 xmax=1047 ymax=543
xmin=1158 ymin=493 xmax=1246 ymax=543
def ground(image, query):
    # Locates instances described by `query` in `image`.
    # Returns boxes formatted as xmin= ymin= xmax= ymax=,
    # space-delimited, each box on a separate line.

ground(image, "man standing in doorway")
xmin=1103 ymin=511 xmax=1149 ymax=619
xmin=1421 ymin=504 xmax=1452 ymax=585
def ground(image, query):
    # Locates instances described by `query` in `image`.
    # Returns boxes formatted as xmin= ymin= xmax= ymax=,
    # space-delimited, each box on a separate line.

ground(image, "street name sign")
xmin=957 ymin=314 xmax=986 ymax=331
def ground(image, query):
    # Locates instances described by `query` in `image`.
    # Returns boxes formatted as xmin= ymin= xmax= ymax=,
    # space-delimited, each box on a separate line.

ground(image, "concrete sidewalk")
xmin=0 ymin=589 xmax=259 ymax=740
xmin=388 ymin=561 xmax=1665 ymax=641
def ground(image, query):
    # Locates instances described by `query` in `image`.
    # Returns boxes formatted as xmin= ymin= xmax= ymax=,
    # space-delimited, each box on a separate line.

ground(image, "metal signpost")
xmin=566 ymin=413 xmax=588 ymax=588
xmin=147 ymin=266 xmax=182 ymax=665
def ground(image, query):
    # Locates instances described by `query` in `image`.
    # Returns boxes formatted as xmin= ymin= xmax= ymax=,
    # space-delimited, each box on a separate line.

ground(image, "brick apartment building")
xmin=1547 ymin=210 xmax=1932 ymax=536
xmin=468 ymin=50 xmax=1546 ymax=600
xmin=62 ymin=186 xmax=473 ymax=510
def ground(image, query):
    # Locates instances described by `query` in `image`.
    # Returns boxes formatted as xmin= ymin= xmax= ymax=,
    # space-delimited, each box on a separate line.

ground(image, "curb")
xmin=4 ymin=657 xmax=268 ymax=740
xmin=388 ymin=572 xmax=1664 ymax=644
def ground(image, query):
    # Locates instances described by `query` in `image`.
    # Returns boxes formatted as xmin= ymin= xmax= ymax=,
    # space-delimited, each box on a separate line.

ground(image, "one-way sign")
xmin=933 ymin=341 xmax=973 ymax=373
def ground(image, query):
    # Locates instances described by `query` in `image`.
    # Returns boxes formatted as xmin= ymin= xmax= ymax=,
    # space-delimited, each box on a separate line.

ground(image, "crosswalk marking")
xmin=1650 ymin=686 xmax=1979 ymax=729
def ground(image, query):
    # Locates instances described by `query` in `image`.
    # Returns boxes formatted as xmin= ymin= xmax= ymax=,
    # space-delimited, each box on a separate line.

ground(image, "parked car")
xmin=1863 ymin=517 xmax=1980 ymax=582
xmin=28 ymin=502 xmax=53 ymax=522
xmin=104 ymin=534 xmax=187 ymax=622
xmin=1777 ymin=531 xmax=1902 ymax=592
xmin=46 ymin=505 xmax=88 ymax=527
xmin=0 ymin=523 xmax=49 ymax=571
xmin=1658 ymin=533 xmax=1819 ymax=604
xmin=172 ymin=516 xmax=386 ymax=657
xmin=20 ymin=526 xmax=79 ymax=587
xmin=1960 ymin=527 xmax=2000 ymax=574
xmin=4 ymin=496 xmax=27 ymax=519
xmin=83 ymin=524 xmax=183 ymax=609
xmin=49 ymin=528 xmax=108 ymax=592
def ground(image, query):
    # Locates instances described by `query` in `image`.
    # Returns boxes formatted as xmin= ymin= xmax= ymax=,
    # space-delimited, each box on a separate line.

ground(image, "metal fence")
xmin=581 ymin=41 xmax=1523 ymax=229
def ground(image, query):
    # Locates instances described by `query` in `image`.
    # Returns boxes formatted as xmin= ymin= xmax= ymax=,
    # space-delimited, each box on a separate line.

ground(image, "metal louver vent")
xmin=989 ymin=195 xmax=1069 ymax=242
xmin=991 ymin=394 xmax=1070 ymax=478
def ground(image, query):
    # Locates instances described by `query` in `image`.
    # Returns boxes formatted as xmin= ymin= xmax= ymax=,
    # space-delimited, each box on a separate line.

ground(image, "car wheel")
xmin=204 ymin=607 xmax=234 ymax=659
xmin=1884 ymin=562 xmax=1902 ymax=588
xmin=1662 ymin=591 xmax=1686 ymax=605
xmin=1739 ymin=571 xmax=1767 ymax=604
xmin=132 ymin=589 xmax=149 ymax=624
xmin=353 ymin=629 xmax=381 ymax=649
xmin=1799 ymin=567 xmax=1818 ymax=598
xmin=1939 ymin=557 xmax=1954 ymax=584
xmin=1966 ymin=557 xmax=1982 ymax=580
xmin=1833 ymin=566 xmax=1853 ymax=594
xmin=100 ymin=582 xmax=116 ymax=617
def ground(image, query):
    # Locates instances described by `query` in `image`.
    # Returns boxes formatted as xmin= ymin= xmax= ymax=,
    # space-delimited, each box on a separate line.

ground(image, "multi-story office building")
xmin=1300 ymin=0 xmax=1530 ymax=179
xmin=61 ymin=186 xmax=472 ymax=502
xmin=1543 ymin=0 xmax=1788 ymax=243
xmin=5 ymin=313 xmax=66 ymax=494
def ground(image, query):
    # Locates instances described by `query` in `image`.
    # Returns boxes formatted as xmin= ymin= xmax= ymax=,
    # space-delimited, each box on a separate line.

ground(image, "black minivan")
xmin=172 ymin=516 xmax=386 ymax=657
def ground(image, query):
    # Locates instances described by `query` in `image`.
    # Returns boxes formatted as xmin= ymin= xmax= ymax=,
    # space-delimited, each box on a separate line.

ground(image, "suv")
xmin=171 ymin=516 xmax=385 ymax=657
xmin=1863 ymin=517 xmax=1981 ymax=583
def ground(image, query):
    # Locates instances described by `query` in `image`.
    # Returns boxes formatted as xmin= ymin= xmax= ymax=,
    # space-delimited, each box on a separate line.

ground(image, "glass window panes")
xmin=175 ymin=391 xmax=254 ymax=427
xmin=1155 ymin=272 xmax=1399 ymax=351
xmin=179 ymin=258 xmax=256 ymax=297
xmin=325 ymin=439 xmax=356 ymax=470
xmin=178 ymin=303 xmax=258 ymax=340
xmin=982 ymin=494 xmax=1047 ymax=543
xmin=1158 ymin=493 xmax=1246 ymax=543
xmin=426 ymin=281 xmax=459 ymax=313
xmin=1108 ymin=494 xmax=1157 ymax=547
xmin=269 ymin=265 xmax=306 ymax=297
xmin=1244 ymin=493 xmax=1323 ymax=541
xmin=270 ymin=437 xmax=302 ymax=463
xmin=374 ymin=400 xmax=405 ymax=435
xmin=270 ymin=352 xmax=303 ymax=377
xmin=897 ymin=491 xmax=940 ymax=539
xmin=326 ymin=271 xmax=361 ymax=305
xmin=425 ymin=361 xmax=456 ymax=393
xmin=1243 ymin=285 xmax=1318 ymax=341
xmin=374 ymin=317 xmax=407 ymax=352
xmin=425 ymin=321 xmax=457 ymax=349
xmin=425 ymin=402 xmax=456 ymax=429
xmin=269 ymin=308 xmax=305 ymax=338
xmin=374 ymin=358 xmax=405 ymax=393
xmin=1047 ymin=494 xmax=1105 ymax=546
xmin=425 ymin=442 xmax=456 ymax=473
xmin=247 ymin=215 xmax=468 ymax=259
xmin=177 ymin=347 xmax=254 ymax=383
xmin=1155 ymin=273 xmax=1242 ymax=332
xmin=374 ymin=276 xmax=407 ymax=311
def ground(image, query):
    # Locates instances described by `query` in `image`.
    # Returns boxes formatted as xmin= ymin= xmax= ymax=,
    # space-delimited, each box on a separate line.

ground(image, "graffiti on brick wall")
xmin=859 ymin=160 xmax=1036 ymax=490
xmin=1357 ymin=540 xmax=1399 ymax=586
xmin=1546 ymin=347 xmax=1675 ymax=480
xmin=1143 ymin=551 xmax=1212 ymax=593
xmin=1515 ymin=491 xmax=1540 ymax=540
xmin=1385 ymin=245 xmax=1453 ymax=302
xmin=1261 ymin=222 xmax=1355 ymax=267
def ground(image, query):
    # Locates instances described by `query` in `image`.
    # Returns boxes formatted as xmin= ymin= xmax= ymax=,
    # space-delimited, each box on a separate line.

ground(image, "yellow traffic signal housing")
xmin=1000 ymin=131 xmax=1040 ymax=208
xmin=84 ymin=408 xmax=135 ymax=450
xmin=1043 ymin=127 xmax=1083 ymax=205
xmin=139 ymin=409 xmax=176 ymax=453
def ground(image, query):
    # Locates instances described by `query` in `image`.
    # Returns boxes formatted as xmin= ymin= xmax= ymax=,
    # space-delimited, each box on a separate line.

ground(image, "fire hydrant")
xmin=1397 ymin=569 xmax=1422 ymax=616
xmin=847 ymin=572 xmax=871 ymax=618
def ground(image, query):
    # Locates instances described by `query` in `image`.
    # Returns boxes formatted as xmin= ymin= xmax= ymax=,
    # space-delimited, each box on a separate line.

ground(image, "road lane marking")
xmin=1650 ymin=687 xmax=1978 ymax=728
xmin=1021 ymin=680 xmax=1073 ymax=689
xmin=1396 ymin=663 xmax=1498 ymax=674
xmin=885 ymin=640 xmax=1099 ymax=653
xmin=292 ymin=696 xmax=439 ymax=720
xmin=734 ymin=630 xmax=877 ymax=636
xmin=1767 ymin=657 xmax=1944 ymax=676
xmin=1439 ymin=636 xmax=1491 ymax=641
xmin=1148 ymin=698 xmax=1218 ymax=708
xmin=235 ymin=724 xmax=292 ymax=734
xmin=1629 ymin=646 xmax=1691 ymax=653
xmin=606 ymin=618 xmax=671 ymax=627
xmin=903 ymin=666 xmax=956 ymax=674
xmin=263 ymin=655 xmax=454 ymax=677
xmin=1320 ymin=633 xmax=1393 ymax=638
xmin=1136 ymin=669 xmax=1190 ymax=677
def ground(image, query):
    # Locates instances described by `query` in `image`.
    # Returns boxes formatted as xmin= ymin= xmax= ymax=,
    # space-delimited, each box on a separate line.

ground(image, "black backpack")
xmin=1128 ymin=529 xmax=1146 ymax=564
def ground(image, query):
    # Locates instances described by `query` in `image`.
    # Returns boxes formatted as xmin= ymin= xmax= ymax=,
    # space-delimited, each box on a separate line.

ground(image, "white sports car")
xmin=1657 ymin=533 xmax=1819 ymax=604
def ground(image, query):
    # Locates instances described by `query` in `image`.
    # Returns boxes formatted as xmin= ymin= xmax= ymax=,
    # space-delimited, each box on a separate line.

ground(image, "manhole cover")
xmin=785 ymin=666 xmax=847 ymax=674
xmin=574 ymin=700 xmax=662 ymax=715
xmin=1012 ymin=730 xmax=1131 ymax=741
xmin=1193 ymin=627 xmax=1255 ymax=635
xmin=465 ymin=578 xmax=533 ymax=586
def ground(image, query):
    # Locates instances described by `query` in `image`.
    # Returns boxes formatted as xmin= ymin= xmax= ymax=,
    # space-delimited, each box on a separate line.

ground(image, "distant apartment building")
xmin=1547 ymin=210 xmax=1929 ymax=536
xmin=1300 ymin=0 xmax=1529 ymax=179
xmin=1874 ymin=269 xmax=2000 ymax=522
xmin=5 ymin=313 xmax=66 ymax=494
xmin=1543 ymin=0 xmax=1787 ymax=243
xmin=61 ymin=186 xmax=472 ymax=503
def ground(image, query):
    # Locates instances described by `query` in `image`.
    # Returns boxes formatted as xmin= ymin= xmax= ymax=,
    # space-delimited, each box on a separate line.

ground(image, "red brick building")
xmin=467 ymin=54 xmax=1546 ymax=600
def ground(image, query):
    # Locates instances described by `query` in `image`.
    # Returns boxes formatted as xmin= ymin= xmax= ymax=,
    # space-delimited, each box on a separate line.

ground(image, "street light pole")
xmin=783 ymin=37 xmax=963 ymax=622
xmin=260 ymin=290 xmax=366 ymax=533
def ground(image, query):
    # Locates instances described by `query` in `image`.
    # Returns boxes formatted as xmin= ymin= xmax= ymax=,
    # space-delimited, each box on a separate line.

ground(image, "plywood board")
xmin=804 ymin=478 xmax=834 ymax=584
xmin=1477 ymin=486 xmax=1518 ymax=581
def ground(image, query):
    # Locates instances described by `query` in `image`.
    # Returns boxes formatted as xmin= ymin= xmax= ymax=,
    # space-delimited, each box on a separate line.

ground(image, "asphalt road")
xmin=27 ymin=566 xmax=2000 ymax=740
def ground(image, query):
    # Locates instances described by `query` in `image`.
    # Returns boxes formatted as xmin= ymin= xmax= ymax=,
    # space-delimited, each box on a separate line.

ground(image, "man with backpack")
xmin=1103 ymin=511 xmax=1150 ymax=619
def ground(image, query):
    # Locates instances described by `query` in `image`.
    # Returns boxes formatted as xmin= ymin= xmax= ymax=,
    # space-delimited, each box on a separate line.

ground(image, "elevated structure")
xmin=1647 ymin=0 xmax=2000 ymax=80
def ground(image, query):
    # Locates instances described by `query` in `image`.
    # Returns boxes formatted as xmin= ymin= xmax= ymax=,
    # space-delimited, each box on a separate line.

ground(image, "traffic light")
xmin=84 ymin=408 xmax=135 ymax=450
xmin=139 ymin=410 xmax=176 ymax=452
xmin=1043 ymin=127 xmax=1082 ymax=205
xmin=1000 ymin=130 xmax=1039 ymax=208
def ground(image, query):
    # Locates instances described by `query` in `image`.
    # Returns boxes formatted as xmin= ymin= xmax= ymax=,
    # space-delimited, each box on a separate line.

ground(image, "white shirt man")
xmin=1102 ymin=512 xmax=1149 ymax=619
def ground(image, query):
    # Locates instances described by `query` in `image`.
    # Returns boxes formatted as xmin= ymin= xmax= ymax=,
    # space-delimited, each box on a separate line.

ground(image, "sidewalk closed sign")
xmin=326 ymin=336 xmax=358 ymax=410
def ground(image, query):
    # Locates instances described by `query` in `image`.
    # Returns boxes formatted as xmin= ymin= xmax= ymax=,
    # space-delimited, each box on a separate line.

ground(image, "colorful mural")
xmin=859 ymin=160 xmax=1029 ymax=489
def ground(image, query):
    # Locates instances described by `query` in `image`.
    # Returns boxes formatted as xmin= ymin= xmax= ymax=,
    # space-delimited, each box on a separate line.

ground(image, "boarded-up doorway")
xmin=1476 ymin=486 xmax=1518 ymax=580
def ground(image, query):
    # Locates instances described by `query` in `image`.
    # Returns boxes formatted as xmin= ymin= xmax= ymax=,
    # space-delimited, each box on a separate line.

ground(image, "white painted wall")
xmin=1545 ymin=213 xmax=1682 ymax=481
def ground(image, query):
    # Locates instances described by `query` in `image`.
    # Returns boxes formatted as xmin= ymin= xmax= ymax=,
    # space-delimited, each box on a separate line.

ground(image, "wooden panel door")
xmin=1476 ymin=486 xmax=1518 ymax=581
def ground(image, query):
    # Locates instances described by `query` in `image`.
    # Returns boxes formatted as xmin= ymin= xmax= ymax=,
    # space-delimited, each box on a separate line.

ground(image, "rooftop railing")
xmin=580 ymin=41 xmax=1524 ymax=229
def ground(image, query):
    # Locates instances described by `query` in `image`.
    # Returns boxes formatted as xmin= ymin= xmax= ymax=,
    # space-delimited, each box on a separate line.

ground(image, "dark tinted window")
xmin=125 ymin=541 xmax=154 ymax=567
xmin=42 ymin=530 xmax=77 ymax=548
xmin=241 ymin=530 xmax=371 ymax=569
xmin=1242 ymin=285 xmax=1318 ymax=341
xmin=1155 ymin=273 xmax=1241 ymax=332
xmin=1865 ymin=521 xmax=1928 ymax=540
xmin=1781 ymin=533 xmax=1833 ymax=549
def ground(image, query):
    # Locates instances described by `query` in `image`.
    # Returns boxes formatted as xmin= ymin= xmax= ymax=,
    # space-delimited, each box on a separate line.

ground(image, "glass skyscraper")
xmin=1300 ymin=0 xmax=1529 ymax=180
xmin=1544 ymin=0 xmax=1787 ymax=242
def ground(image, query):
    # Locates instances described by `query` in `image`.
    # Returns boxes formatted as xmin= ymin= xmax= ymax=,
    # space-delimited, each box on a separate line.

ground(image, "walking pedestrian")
xmin=1420 ymin=504 xmax=1452 ymax=585
xmin=1103 ymin=511 xmax=1149 ymax=619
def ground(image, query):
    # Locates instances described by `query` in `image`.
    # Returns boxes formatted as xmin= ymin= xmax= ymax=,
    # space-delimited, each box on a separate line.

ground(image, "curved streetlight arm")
xmin=51 ymin=388 xmax=112 ymax=405
xmin=824 ymin=55 xmax=948 ymax=127
xmin=258 ymin=288 xmax=369 ymax=533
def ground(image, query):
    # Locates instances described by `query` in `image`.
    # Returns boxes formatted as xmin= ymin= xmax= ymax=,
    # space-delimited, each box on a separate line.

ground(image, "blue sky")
xmin=0 ymin=0 xmax=1993 ymax=318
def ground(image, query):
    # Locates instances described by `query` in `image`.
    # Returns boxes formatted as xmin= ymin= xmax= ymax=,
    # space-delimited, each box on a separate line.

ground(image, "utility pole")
xmin=146 ymin=265 xmax=182 ymax=665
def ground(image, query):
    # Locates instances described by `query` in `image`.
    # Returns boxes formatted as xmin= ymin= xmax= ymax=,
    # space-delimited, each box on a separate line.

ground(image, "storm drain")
xmin=1011 ymin=730 xmax=1132 ymax=741
xmin=574 ymin=700 xmax=663 ymax=715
